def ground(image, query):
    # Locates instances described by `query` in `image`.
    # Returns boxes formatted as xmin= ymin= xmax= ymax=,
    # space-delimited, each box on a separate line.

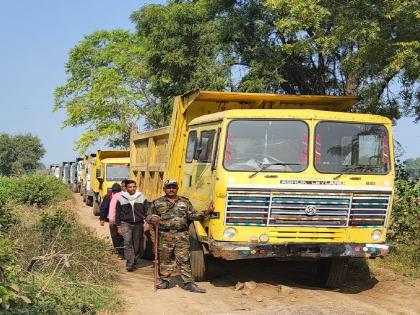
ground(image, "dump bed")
xmin=130 ymin=90 xmax=358 ymax=200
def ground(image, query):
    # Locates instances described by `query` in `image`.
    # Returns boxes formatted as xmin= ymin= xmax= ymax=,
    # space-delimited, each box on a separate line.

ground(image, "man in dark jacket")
xmin=100 ymin=183 xmax=124 ymax=259
xmin=116 ymin=180 xmax=149 ymax=271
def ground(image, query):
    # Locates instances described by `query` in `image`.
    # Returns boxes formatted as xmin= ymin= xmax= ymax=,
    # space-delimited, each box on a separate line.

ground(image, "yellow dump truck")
xmin=130 ymin=90 xmax=394 ymax=288
xmin=84 ymin=150 xmax=130 ymax=216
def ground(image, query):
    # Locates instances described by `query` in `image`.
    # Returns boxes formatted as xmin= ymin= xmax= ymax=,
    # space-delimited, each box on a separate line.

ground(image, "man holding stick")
xmin=148 ymin=179 xmax=213 ymax=293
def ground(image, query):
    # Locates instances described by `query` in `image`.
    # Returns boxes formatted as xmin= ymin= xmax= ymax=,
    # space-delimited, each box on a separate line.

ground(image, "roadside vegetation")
xmin=0 ymin=175 xmax=120 ymax=314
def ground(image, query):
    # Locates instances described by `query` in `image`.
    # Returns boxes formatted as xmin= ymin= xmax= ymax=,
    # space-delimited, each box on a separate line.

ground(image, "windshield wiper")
xmin=249 ymin=162 xmax=301 ymax=178
xmin=334 ymin=165 xmax=382 ymax=179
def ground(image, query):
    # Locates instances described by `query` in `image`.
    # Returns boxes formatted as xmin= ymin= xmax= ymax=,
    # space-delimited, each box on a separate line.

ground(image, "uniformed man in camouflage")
xmin=148 ymin=179 xmax=213 ymax=293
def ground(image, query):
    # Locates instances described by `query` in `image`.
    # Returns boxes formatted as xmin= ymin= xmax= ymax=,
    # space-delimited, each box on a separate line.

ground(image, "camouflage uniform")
xmin=148 ymin=196 xmax=209 ymax=284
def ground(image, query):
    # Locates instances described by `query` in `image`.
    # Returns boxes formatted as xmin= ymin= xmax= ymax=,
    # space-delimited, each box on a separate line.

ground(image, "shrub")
xmin=0 ymin=176 xmax=119 ymax=313
xmin=388 ymin=168 xmax=420 ymax=247
xmin=0 ymin=175 xmax=71 ymax=208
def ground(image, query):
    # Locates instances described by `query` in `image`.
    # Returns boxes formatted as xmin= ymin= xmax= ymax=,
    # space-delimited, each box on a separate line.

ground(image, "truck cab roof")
xmin=188 ymin=109 xmax=392 ymax=126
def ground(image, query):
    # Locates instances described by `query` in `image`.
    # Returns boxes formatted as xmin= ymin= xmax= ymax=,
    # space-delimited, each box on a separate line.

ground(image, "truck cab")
xmin=85 ymin=150 xmax=130 ymax=216
xmin=62 ymin=162 xmax=71 ymax=184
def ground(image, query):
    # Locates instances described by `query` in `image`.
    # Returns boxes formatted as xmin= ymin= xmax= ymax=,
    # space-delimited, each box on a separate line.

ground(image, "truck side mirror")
xmin=96 ymin=169 xmax=102 ymax=179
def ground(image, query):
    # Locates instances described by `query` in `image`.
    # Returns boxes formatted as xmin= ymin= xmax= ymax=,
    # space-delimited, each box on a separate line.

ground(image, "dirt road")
xmin=74 ymin=194 xmax=419 ymax=315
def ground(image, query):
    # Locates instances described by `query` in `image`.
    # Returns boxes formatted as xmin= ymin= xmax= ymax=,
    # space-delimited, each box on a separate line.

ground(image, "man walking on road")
xmin=100 ymin=182 xmax=125 ymax=259
xmin=148 ymin=179 xmax=213 ymax=293
xmin=108 ymin=180 xmax=128 ymax=258
xmin=116 ymin=180 xmax=149 ymax=272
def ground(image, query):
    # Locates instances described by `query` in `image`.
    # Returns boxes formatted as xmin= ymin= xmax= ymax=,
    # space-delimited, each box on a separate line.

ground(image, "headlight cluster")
xmin=371 ymin=229 xmax=382 ymax=241
xmin=223 ymin=228 xmax=237 ymax=239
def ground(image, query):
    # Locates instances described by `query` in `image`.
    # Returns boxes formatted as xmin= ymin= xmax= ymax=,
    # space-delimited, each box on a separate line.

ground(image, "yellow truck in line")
xmin=130 ymin=90 xmax=394 ymax=288
xmin=82 ymin=150 xmax=130 ymax=215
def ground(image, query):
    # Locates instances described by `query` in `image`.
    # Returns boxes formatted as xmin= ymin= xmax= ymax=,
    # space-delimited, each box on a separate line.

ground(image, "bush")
xmin=0 ymin=176 xmax=120 ymax=313
xmin=0 ymin=175 xmax=70 ymax=208
xmin=388 ymin=167 xmax=420 ymax=247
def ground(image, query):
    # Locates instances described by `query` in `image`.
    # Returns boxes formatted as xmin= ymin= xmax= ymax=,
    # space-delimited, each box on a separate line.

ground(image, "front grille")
xmin=225 ymin=189 xmax=391 ymax=228
xmin=350 ymin=193 xmax=390 ymax=226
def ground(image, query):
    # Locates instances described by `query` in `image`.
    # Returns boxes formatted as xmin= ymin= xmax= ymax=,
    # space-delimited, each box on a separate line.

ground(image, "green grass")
xmin=369 ymin=244 xmax=420 ymax=279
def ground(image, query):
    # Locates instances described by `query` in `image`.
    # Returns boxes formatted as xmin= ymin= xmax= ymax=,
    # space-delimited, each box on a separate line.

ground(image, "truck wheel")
xmin=86 ymin=196 xmax=93 ymax=207
xmin=82 ymin=190 xmax=86 ymax=202
xmin=92 ymin=200 xmax=100 ymax=216
xmin=317 ymin=258 xmax=349 ymax=288
xmin=141 ymin=230 xmax=154 ymax=260
xmin=188 ymin=223 xmax=207 ymax=282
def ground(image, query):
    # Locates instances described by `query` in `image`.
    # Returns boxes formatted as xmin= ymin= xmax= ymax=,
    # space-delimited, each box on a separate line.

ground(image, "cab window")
xmin=197 ymin=130 xmax=215 ymax=163
xmin=185 ymin=131 xmax=197 ymax=163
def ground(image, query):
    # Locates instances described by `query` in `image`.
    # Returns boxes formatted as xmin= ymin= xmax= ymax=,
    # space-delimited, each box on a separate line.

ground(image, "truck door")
xmin=182 ymin=126 xmax=219 ymax=211
xmin=194 ymin=129 xmax=217 ymax=210
xmin=182 ymin=129 xmax=198 ymax=198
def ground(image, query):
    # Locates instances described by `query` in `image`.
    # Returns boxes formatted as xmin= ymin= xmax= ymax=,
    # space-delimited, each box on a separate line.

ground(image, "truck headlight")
xmin=223 ymin=228 xmax=237 ymax=239
xmin=259 ymin=234 xmax=269 ymax=243
xmin=371 ymin=230 xmax=382 ymax=241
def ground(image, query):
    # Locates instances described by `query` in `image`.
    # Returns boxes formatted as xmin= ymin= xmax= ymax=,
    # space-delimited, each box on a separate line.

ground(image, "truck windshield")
xmin=106 ymin=164 xmax=129 ymax=181
xmin=224 ymin=120 xmax=308 ymax=172
xmin=315 ymin=122 xmax=390 ymax=174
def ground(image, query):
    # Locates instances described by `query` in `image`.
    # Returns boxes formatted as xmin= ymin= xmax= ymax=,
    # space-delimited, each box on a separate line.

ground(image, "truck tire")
xmin=82 ymin=189 xmax=86 ymax=202
xmin=92 ymin=199 xmax=100 ymax=216
xmin=317 ymin=258 xmax=349 ymax=288
xmin=188 ymin=223 xmax=207 ymax=282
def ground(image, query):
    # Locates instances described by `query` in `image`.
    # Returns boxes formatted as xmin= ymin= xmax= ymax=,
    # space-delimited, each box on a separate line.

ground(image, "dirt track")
xmin=73 ymin=194 xmax=419 ymax=315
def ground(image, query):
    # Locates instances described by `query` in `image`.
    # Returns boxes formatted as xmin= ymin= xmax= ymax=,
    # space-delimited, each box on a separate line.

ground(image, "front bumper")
xmin=209 ymin=240 xmax=389 ymax=260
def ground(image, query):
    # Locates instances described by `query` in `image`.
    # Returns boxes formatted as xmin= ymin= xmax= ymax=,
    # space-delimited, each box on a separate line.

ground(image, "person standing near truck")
xmin=108 ymin=179 xmax=128 ymax=259
xmin=148 ymin=179 xmax=213 ymax=293
xmin=116 ymin=180 xmax=149 ymax=272
xmin=99 ymin=182 xmax=125 ymax=259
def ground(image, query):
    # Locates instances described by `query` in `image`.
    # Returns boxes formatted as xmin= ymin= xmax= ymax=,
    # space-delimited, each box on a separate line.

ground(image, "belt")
xmin=159 ymin=227 xmax=188 ymax=233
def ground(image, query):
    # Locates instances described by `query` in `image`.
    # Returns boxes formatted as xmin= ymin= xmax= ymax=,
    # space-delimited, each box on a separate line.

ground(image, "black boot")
xmin=156 ymin=279 xmax=170 ymax=289
xmin=184 ymin=282 xmax=206 ymax=293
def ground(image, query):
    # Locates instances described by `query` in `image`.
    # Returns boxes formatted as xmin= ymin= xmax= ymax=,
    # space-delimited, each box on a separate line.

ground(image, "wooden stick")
xmin=154 ymin=223 xmax=159 ymax=292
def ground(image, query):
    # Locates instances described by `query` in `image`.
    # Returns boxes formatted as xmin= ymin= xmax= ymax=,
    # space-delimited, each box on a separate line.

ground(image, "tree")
xmin=0 ymin=133 xmax=46 ymax=176
xmin=131 ymin=0 xmax=419 ymax=121
xmin=403 ymin=157 xmax=420 ymax=179
xmin=56 ymin=0 xmax=419 ymax=149
xmin=53 ymin=30 xmax=153 ymax=153
xmin=215 ymin=0 xmax=419 ymax=119
xmin=130 ymin=2 xmax=231 ymax=127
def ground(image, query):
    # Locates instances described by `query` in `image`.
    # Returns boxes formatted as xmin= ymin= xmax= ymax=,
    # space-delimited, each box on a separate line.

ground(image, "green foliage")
xmin=130 ymin=2 xmax=230 ymax=127
xmin=403 ymin=157 xmax=420 ymax=180
xmin=0 ymin=238 xmax=29 ymax=312
xmin=388 ymin=167 xmax=420 ymax=246
xmin=0 ymin=133 xmax=46 ymax=176
xmin=0 ymin=175 xmax=71 ymax=208
xmin=0 ymin=206 xmax=18 ymax=235
xmin=55 ymin=0 xmax=419 ymax=151
xmin=0 ymin=176 xmax=120 ymax=314
xmin=53 ymin=29 xmax=150 ymax=153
